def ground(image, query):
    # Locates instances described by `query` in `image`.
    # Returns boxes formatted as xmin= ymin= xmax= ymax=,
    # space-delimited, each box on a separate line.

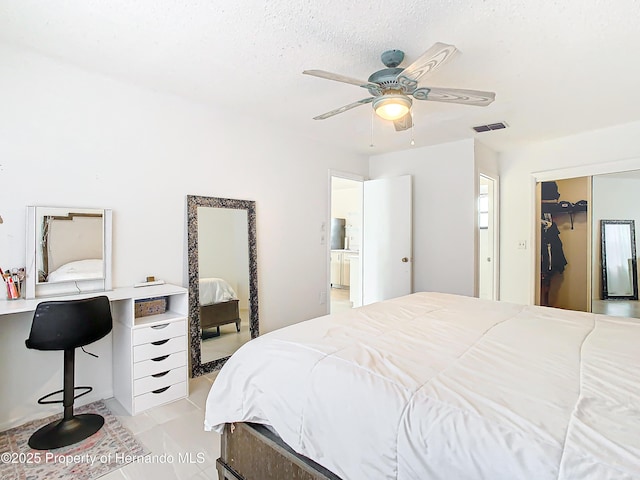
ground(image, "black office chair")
xmin=25 ymin=296 xmax=112 ymax=450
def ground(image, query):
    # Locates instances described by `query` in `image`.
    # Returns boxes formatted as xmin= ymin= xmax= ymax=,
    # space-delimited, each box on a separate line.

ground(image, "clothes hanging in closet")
xmin=541 ymin=221 xmax=567 ymax=275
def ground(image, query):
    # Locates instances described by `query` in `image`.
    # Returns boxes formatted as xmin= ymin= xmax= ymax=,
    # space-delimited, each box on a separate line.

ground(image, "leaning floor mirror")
xmin=600 ymin=219 xmax=638 ymax=300
xmin=187 ymin=195 xmax=259 ymax=376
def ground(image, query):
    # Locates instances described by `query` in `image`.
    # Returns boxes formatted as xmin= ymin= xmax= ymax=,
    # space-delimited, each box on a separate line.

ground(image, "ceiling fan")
xmin=303 ymin=43 xmax=495 ymax=131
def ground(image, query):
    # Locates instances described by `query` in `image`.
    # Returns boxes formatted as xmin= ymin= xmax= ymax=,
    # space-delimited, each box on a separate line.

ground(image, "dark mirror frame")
xmin=187 ymin=195 xmax=259 ymax=377
xmin=601 ymin=219 xmax=638 ymax=300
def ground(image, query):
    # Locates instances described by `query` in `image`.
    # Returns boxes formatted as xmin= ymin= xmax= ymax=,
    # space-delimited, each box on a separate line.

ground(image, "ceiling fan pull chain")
xmin=410 ymin=107 xmax=415 ymax=146
xmin=370 ymin=110 xmax=375 ymax=148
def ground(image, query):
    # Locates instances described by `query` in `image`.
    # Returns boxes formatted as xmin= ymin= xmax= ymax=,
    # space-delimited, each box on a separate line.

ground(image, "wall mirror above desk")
xmin=25 ymin=206 xmax=112 ymax=299
xmin=187 ymin=195 xmax=259 ymax=377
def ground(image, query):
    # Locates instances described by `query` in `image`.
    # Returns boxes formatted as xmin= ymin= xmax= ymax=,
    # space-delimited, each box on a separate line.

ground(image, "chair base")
xmin=28 ymin=413 xmax=104 ymax=450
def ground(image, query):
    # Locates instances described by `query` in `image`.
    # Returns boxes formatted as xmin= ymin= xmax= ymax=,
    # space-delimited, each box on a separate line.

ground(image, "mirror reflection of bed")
xmin=38 ymin=209 xmax=104 ymax=283
xmin=197 ymin=206 xmax=252 ymax=364
xmin=25 ymin=206 xmax=112 ymax=299
xmin=199 ymin=277 xmax=251 ymax=362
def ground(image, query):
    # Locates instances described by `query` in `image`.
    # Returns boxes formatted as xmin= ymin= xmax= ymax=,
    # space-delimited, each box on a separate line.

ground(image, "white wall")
xmin=475 ymin=141 xmax=500 ymax=179
xmin=369 ymin=139 xmax=478 ymax=296
xmin=499 ymin=121 xmax=640 ymax=305
xmin=0 ymin=43 xmax=368 ymax=428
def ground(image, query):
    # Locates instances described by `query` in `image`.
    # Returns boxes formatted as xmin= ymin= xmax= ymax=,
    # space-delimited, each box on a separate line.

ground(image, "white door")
xmin=478 ymin=174 xmax=498 ymax=300
xmin=362 ymin=175 xmax=413 ymax=305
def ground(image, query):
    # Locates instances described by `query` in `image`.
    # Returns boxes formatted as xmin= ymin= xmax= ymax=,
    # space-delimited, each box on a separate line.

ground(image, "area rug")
xmin=0 ymin=400 xmax=149 ymax=480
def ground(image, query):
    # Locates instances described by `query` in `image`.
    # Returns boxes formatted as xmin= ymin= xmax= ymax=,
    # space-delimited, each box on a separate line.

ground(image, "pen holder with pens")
xmin=3 ymin=268 xmax=25 ymax=300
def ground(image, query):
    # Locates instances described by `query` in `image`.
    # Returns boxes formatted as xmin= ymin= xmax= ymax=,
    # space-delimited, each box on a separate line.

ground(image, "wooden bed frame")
xmin=200 ymin=299 xmax=241 ymax=338
xmin=216 ymin=423 xmax=343 ymax=480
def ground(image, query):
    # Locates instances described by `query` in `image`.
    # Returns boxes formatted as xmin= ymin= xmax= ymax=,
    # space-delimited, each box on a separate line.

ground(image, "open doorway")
xmin=478 ymin=174 xmax=499 ymax=300
xmin=329 ymin=175 xmax=363 ymax=313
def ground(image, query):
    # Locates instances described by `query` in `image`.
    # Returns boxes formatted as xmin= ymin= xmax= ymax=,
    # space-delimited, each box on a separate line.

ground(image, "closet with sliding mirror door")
xmin=592 ymin=171 xmax=640 ymax=318
xmin=535 ymin=169 xmax=640 ymax=319
xmin=187 ymin=195 xmax=259 ymax=377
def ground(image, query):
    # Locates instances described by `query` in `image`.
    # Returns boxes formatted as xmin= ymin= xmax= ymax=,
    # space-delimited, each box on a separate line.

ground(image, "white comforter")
xmin=46 ymin=258 xmax=104 ymax=282
xmin=199 ymin=277 xmax=237 ymax=306
xmin=204 ymin=292 xmax=640 ymax=480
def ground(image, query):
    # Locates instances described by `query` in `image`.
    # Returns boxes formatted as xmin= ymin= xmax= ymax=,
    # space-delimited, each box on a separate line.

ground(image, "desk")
xmin=0 ymin=283 xmax=188 ymax=429
xmin=0 ymin=284 xmax=186 ymax=316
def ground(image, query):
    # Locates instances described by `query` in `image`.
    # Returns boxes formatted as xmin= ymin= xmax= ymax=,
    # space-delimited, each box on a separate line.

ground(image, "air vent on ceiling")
xmin=472 ymin=122 xmax=508 ymax=133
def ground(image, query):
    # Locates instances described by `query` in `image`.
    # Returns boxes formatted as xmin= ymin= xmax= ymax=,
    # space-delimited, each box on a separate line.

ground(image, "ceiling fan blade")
xmin=303 ymin=70 xmax=382 ymax=95
xmin=394 ymin=113 xmax=412 ymax=131
xmin=312 ymin=97 xmax=374 ymax=120
xmin=413 ymin=87 xmax=495 ymax=106
xmin=396 ymin=43 xmax=458 ymax=91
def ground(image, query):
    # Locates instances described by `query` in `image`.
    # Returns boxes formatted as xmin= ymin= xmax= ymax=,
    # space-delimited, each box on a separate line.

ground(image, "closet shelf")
xmin=542 ymin=201 xmax=588 ymax=229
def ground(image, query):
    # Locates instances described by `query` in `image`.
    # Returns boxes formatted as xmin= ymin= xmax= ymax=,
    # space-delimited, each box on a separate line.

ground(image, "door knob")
xmin=401 ymin=257 xmax=409 ymax=263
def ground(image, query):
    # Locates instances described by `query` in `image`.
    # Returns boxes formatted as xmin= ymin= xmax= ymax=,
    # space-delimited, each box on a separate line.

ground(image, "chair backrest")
xmin=26 ymin=296 xmax=112 ymax=351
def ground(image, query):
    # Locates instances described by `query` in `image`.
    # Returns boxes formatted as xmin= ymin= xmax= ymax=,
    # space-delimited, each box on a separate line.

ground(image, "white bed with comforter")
xmin=204 ymin=292 xmax=640 ymax=480
xmin=199 ymin=277 xmax=238 ymax=305
xmin=46 ymin=258 xmax=104 ymax=282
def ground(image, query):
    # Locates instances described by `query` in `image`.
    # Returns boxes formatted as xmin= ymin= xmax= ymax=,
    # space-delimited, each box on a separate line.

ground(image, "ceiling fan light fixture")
xmin=373 ymin=94 xmax=412 ymax=121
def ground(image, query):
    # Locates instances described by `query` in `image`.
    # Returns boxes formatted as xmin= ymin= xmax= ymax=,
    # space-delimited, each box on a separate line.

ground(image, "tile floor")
xmin=200 ymin=319 xmax=251 ymax=364
xmin=101 ymin=372 xmax=221 ymax=480
xmin=330 ymin=287 xmax=352 ymax=314
xmin=591 ymin=299 xmax=640 ymax=319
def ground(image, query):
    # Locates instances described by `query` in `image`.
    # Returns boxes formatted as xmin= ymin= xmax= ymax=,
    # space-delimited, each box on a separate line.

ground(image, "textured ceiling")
xmin=1 ymin=0 xmax=639 ymax=155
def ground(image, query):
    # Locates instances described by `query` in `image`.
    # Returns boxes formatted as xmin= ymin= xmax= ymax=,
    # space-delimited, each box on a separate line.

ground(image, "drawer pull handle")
xmin=151 ymin=355 xmax=169 ymax=362
xmin=151 ymin=339 xmax=169 ymax=346
xmin=152 ymin=386 xmax=170 ymax=394
xmin=152 ymin=370 xmax=170 ymax=378
xmin=151 ymin=324 xmax=169 ymax=330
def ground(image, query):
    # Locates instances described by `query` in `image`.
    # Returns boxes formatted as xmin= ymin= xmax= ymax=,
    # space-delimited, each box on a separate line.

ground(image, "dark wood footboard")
xmin=216 ymin=423 xmax=343 ymax=480
xmin=201 ymin=299 xmax=241 ymax=333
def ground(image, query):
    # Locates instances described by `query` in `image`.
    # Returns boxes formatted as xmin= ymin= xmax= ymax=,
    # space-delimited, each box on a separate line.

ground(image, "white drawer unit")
xmin=134 ymin=350 xmax=187 ymax=379
xmin=133 ymin=321 xmax=186 ymax=345
xmin=133 ymin=367 xmax=186 ymax=396
xmin=112 ymin=284 xmax=189 ymax=415
xmin=134 ymin=381 xmax=188 ymax=413
xmin=133 ymin=335 xmax=187 ymax=363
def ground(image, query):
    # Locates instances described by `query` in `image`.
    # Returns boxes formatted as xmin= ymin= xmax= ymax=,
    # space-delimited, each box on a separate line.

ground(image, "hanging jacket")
xmin=541 ymin=222 xmax=568 ymax=274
